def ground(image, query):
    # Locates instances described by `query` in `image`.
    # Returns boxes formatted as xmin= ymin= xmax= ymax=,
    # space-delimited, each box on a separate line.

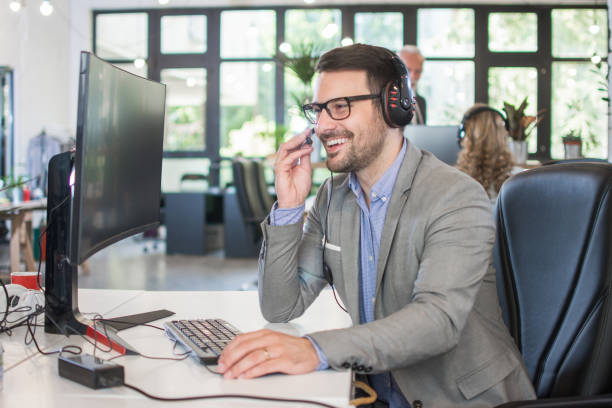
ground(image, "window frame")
xmin=93 ymin=4 xmax=609 ymax=186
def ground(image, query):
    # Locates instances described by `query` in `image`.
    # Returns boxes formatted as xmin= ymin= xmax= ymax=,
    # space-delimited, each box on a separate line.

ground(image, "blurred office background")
xmin=0 ymin=0 xmax=609 ymax=290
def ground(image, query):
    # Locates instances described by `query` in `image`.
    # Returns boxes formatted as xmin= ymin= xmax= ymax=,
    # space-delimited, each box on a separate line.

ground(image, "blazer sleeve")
xmin=257 ymin=180 xmax=331 ymax=323
xmin=308 ymin=175 xmax=495 ymax=373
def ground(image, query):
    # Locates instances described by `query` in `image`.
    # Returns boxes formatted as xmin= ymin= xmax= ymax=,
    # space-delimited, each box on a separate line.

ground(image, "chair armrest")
xmin=495 ymin=394 xmax=612 ymax=408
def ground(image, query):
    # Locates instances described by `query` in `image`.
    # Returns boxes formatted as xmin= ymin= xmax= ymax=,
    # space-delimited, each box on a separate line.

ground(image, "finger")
xmin=223 ymin=348 xmax=272 ymax=379
xmin=278 ymin=128 xmax=312 ymax=157
xmin=218 ymin=330 xmax=274 ymax=371
xmin=276 ymin=146 xmax=314 ymax=171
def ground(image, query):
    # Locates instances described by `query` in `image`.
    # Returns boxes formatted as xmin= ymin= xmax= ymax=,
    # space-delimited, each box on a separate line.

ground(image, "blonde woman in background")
xmin=456 ymin=103 xmax=517 ymax=203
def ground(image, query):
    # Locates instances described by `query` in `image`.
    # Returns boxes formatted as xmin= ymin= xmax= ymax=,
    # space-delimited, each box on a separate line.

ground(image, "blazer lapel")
xmin=375 ymin=140 xmax=424 ymax=296
xmin=338 ymin=183 xmax=361 ymax=324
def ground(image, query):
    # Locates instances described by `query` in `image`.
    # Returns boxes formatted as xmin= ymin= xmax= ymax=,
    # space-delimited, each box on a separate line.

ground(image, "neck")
xmin=356 ymin=131 xmax=403 ymax=207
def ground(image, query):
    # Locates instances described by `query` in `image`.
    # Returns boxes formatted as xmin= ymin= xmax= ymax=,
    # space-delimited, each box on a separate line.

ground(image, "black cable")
xmin=123 ymin=382 xmax=342 ymax=408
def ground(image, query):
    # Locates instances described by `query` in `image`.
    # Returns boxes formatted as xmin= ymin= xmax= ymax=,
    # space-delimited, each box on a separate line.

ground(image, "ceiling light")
xmin=279 ymin=42 xmax=292 ymax=54
xmin=158 ymin=0 xmax=169 ymax=4
xmin=589 ymin=24 xmax=600 ymax=35
xmin=40 ymin=0 xmax=53 ymax=16
xmin=9 ymin=0 xmax=22 ymax=12
xmin=341 ymin=37 xmax=354 ymax=47
xmin=134 ymin=58 xmax=146 ymax=69
xmin=304 ymin=0 xmax=315 ymax=3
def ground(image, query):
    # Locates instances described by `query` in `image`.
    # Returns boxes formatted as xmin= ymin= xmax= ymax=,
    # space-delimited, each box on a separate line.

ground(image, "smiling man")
xmin=218 ymin=44 xmax=535 ymax=408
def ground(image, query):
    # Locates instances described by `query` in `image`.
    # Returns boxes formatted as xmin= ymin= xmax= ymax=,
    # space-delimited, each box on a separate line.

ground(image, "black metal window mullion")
xmin=536 ymin=8 xmax=552 ymax=160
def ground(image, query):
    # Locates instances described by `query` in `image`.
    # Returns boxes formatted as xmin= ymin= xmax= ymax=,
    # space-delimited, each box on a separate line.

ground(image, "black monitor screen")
xmin=69 ymin=52 xmax=166 ymax=265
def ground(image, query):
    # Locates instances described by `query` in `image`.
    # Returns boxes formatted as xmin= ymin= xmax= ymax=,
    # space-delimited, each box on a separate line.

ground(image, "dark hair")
xmin=315 ymin=43 xmax=396 ymax=96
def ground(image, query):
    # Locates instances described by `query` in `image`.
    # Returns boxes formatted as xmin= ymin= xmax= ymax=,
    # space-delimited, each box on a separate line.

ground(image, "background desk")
xmin=2 ymin=289 xmax=353 ymax=407
xmin=0 ymin=199 xmax=46 ymax=272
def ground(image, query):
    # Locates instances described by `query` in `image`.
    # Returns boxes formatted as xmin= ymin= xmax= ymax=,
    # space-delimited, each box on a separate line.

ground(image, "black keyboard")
xmin=164 ymin=318 xmax=241 ymax=364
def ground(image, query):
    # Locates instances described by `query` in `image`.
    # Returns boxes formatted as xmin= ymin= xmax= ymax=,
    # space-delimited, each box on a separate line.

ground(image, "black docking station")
xmin=58 ymin=353 xmax=124 ymax=389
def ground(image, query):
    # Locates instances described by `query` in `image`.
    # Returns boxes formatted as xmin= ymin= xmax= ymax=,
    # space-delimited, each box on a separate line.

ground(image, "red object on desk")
xmin=22 ymin=188 xmax=30 ymax=201
xmin=85 ymin=325 xmax=129 ymax=355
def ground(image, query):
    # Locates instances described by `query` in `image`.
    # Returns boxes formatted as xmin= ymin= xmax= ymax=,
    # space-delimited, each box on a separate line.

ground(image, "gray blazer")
xmin=258 ymin=140 xmax=535 ymax=407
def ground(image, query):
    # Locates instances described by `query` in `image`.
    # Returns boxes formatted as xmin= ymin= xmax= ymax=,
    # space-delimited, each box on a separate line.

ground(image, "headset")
xmin=457 ymin=106 xmax=509 ymax=147
xmin=0 ymin=283 xmax=44 ymax=325
xmin=380 ymin=54 xmax=416 ymax=128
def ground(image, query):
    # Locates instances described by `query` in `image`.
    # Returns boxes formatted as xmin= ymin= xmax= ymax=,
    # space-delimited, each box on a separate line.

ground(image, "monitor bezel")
xmin=68 ymin=51 xmax=165 ymax=266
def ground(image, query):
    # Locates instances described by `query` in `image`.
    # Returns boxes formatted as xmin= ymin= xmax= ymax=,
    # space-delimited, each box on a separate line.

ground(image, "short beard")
xmin=324 ymin=117 xmax=387 ymax=173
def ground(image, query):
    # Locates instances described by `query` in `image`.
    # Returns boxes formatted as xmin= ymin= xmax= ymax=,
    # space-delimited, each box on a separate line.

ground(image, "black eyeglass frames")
xmin=302 ymin=94 xmax=379 ymax=124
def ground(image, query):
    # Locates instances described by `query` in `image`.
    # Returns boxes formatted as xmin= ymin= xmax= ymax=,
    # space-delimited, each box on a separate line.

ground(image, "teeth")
xmin=327 ymin=138 xmax=347 ymax=147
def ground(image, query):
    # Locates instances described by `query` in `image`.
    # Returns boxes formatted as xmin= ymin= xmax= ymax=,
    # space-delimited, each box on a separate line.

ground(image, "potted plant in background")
xmin=503 ymin=97 xmax=545 ymax=164
xmin=274 ymin=40 xmax=322 ymax=161
xmin=561 ymin=98 xmax=599 ymax=159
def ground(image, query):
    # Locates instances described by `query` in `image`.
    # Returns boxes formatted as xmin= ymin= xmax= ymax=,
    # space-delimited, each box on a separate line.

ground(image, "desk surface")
xmin=2 ymin=289 xmax=353 ymax=407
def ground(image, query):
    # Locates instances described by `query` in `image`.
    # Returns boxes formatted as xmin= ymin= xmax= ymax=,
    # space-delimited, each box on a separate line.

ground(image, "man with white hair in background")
xmin=399 ymin=45 xmax=426 ymax=125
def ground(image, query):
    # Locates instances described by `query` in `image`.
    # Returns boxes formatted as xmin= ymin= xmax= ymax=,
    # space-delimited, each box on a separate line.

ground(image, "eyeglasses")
xmin=302 ymin=94 xmax=379 ymax=124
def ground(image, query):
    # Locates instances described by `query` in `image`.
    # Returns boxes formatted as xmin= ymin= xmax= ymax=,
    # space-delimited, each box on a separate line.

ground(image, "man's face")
xmin=313 ymin=70 xmax=387 ymax=174
xmin=399 ymin=52 xmax=423 ymax=90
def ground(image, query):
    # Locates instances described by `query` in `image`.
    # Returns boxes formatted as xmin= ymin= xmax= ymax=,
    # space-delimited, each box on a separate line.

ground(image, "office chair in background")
xmin=494 ymin=162 xmax=612 ymax=407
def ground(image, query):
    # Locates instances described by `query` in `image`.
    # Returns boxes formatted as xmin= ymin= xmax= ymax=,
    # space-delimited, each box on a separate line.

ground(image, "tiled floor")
xmin=0 ymin=234 xmax=259 ymax=292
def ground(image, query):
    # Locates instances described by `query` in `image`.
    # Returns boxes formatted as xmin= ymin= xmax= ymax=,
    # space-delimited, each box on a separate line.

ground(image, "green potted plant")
xmin=502 ymin=97 xmax=545 ymax=164
xmin=275 ymin=40 xmax=320 ymax=108
xmin=561 ymin=98 xmax=599 ymax=159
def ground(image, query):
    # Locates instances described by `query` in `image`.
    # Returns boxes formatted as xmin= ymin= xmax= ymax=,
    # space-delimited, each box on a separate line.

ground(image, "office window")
xmin=420 ymin=61 xmax=475 ymax=125
xmin=161 ymin=68 xmax=207 ymax=151
xmin=418 ymin=9 xmax=474 ymax=57
xmin=489 ymin=13 xmax=537 ymax=52
xmin=221 ymin=11 xmax=276 ymax=58
xmin=355 ymin=12 xmax=403 ymax=51
xmin=284 ymin=9 xmax=341 ymax=132
xmin=162 ymin=158 xmax=211 ymax=193
xmin=219 ymin=62 xmax=275 ymax=157
xmin=488 ymin=67 xmax=538 ymax=154
xmin=552 ymin=9 xmax=608 ymax=58
xmin=161 ymin=15 xmax=207 ymax=54
xmin=551 ymin=62 xmax=608 ymax=159
xmin=285 ymin=9 xmax=341 ymax=53
xmin=96 ymin=13 xmax=148 ymax=60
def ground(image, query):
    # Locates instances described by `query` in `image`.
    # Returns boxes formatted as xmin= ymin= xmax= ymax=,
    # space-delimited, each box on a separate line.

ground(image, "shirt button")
xmin=372 ymin=192 xmax=377 ymax=197
xmin=369 ymin=256 xmax=373 ymax=261
xmin=381 ymin=197 xmax=387 ymax=202
xmin=371 ymin=297 xmax=375 ymax=304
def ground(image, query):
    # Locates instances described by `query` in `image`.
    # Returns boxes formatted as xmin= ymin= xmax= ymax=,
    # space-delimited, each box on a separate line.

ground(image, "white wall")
xmin=0 ymin=0 xmax=608 ymax=177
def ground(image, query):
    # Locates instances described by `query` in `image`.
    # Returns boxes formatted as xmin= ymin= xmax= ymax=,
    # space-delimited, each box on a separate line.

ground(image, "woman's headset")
xmin=456 ymin=106 xmax=509 ymax=147
xmin=380 ymin=54 xmax=416 ymax=128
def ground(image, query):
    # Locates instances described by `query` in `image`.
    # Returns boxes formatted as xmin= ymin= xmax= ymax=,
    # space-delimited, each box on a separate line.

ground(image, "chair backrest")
xmin=231 ymin=158 xmax=267 ymax=222
xmin=252 ymin=159 xmax=276 ymax=212
xmin=494 ymin=162 xmax=612 ymax=398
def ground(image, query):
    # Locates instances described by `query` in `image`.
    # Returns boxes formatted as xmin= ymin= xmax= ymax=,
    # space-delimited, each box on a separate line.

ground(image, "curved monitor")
xmin=69 ymin=52 xmax=166 ymax=265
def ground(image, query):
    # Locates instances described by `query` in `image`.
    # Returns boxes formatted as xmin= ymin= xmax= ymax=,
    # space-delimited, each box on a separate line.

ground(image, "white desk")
xmin=2 ymin=289 xmax=353 ymax=407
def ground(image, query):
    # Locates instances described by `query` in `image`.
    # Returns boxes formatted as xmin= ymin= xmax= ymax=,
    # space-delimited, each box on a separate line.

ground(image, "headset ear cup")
xmin=381 ymin=80 xmax=414 ymax=128
xmin=380 ymin=81 xmax=395 ymax=127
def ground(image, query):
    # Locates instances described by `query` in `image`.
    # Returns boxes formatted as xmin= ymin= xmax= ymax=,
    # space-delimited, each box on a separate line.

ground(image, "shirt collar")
xmin=348 ymin=138 xmax=407 ymax=202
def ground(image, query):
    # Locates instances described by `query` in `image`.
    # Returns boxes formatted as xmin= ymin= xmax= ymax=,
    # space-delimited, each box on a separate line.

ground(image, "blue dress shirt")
xmin=270 ymin=140 xmax=411 ymax=407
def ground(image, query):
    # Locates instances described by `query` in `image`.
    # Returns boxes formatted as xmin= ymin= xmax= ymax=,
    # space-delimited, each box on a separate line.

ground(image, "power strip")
xmin=58 ymin=354 xmax=124 ymax=389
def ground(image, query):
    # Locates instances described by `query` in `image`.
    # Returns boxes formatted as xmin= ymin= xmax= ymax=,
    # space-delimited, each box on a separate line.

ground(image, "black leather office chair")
xmin=494 ymin=162 xmax=612 ymax=407
xmin=231 ymin=158 xmax=267 ymax=246
xmin=542 ymin=158 xmax=610 ymax=166
xmin=252 ymin=159 xmax=276 ymax=212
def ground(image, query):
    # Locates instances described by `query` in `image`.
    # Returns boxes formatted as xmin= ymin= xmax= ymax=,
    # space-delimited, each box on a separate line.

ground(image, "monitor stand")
xmin=43 ymin=151 xmax=168 ymax=355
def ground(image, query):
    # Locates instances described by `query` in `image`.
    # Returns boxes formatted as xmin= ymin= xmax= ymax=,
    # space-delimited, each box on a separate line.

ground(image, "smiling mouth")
xmin=325 ymin=138 xmax=348 ymax=151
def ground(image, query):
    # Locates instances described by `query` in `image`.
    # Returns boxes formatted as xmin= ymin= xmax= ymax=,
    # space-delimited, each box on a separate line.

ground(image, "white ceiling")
xmin=83 ymin=0 xmax=606 ymax=9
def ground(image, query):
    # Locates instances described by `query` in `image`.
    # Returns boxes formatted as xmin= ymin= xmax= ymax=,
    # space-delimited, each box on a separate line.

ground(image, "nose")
xmin=315 ymin=107 xmax=337 ymax=133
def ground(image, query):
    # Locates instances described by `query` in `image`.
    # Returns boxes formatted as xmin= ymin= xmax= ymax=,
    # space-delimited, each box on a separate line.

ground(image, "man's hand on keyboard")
xmin=217 ymin=329 xmax=319 ymax=379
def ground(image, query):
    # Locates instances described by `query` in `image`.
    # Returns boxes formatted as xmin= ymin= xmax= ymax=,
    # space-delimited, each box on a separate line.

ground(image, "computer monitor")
xmin=44 ymin=52 xmax=166 ymax=346
xmin=404 ymin=125 xmax=461 ymax=165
